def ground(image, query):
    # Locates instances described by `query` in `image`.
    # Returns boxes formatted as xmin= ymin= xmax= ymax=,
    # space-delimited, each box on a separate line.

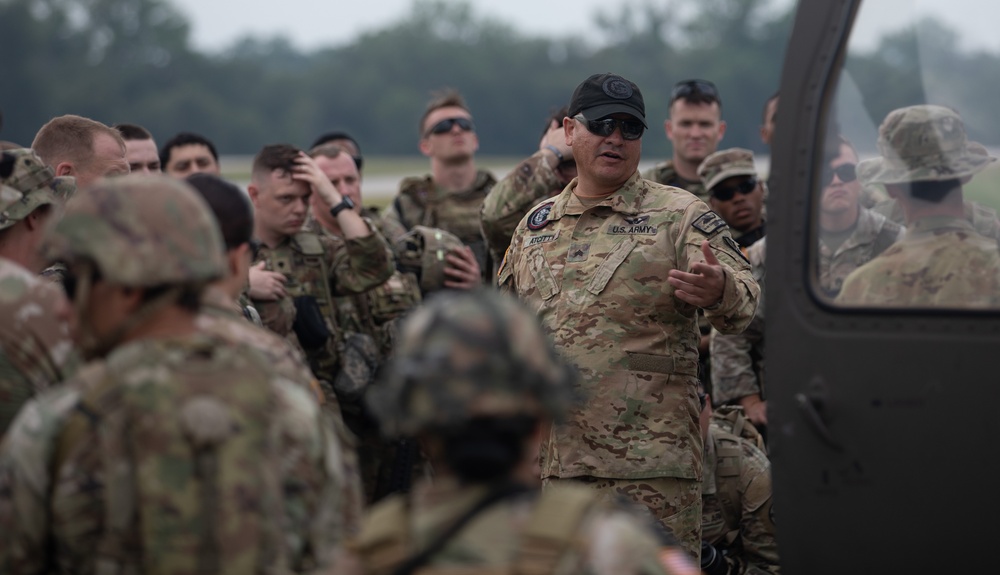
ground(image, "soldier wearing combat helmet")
xmin=837 ymin=105 xmax=1000 ymax=307
xmin=0 ymin=149 xmax=78 ymax=436
xmin=0 ymin=175 xmax=350 ymax=573
xmin=343 ymin=289 xmax=700 ymax=575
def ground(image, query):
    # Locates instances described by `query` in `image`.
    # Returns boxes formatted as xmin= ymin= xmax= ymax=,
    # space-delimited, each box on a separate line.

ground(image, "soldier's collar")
xmin=551 ymin=171 xmax=645 ymax=218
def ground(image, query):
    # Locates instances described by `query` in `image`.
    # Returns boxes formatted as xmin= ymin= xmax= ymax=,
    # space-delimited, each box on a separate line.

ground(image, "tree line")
xmin=1 ymin=0 xmax=996 ymax=158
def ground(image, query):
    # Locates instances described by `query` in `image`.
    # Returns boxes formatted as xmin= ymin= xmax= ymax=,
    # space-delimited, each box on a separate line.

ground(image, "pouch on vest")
xmin=293 ymin=295 xmax=332 ymax=350
xmin=333 ymin=331 xmax=379 ymax=401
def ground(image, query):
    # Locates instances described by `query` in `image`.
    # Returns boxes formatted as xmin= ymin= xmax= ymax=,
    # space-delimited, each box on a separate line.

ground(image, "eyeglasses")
xmin=711 ymin=177 xmax=758 ymax=202
xmin=670 ymin=79 xmax=720 ymax=103
xmin=574 ymin=115 xmax=645 ymax=141
xmin=426 ymin=117 xmax=475 ymax=136
xmin=822 ymin=163 xmax=857 ymax=185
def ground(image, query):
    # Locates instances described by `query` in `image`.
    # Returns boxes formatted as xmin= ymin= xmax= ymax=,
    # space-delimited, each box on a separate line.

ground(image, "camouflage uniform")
xmin=702 ymin=408 xmax=779 ymax=575
xmin=0 ymin=176 xmax=351 ymax=574
xmin=838 ymin=105 xmax=999 ymax=307
xmin=818 ymin=208 xmax=902 ymax=298
xmin=643 ymin=159 xmax=708 ymax=202
xmin=303 ymin=208 xmax=424 ymax=504
xmin=0 ymin=149 xmax=78 ymax=437
xmin=871 ymin=196 xmax=1000 ymax=243
xmin=346 ymin=290 xmax=697 ymax=575
xmin=499 ymin=171 xmax=760 ymax=557
xmin=251 ymin=226 xmax=394 ymax=399
xmin=711 ymin=238 xmax=766 ymax=405
xmin=381 ymin=169 xmax=496 ymax=283
xmin=481 ymin=150 xmax=565 ymax=272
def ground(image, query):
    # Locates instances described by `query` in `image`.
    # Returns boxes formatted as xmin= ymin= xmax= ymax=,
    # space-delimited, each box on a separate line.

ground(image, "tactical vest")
xmin=351 ymin=484 xmax=602 ymax=575
xmin=395 ymin=170 xmax=496 ymax=282
xmin=52 ymin=339 xmax=290 ymax=575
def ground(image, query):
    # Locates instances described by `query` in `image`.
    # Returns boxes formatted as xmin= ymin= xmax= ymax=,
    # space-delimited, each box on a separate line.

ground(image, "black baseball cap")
xmin=568 ymin=73 xmax=647 ymax=128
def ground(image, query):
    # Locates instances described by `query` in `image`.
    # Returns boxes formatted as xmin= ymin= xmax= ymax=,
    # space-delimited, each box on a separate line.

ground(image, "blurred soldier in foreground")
xmin=248 ymin=144 xmax=393 ymax=404
xmin=381 ymin=89 xmax=490 ymax=287
xmin=31 ymin=114 xmax=129 ymax=189
xmin=643 ymin=79 xmax=727 ymax=201
xmin=0 ymin=149 xmax=78 ymax=436
xmin=304 ymin=143 xmax=424 ymax=503
xmin=500 ymin=72 xmax=759 ymax=559
xmin=838 ymin=105 xmax=1000 ymax=307
xmin=818 ymin=137 xmax=903 ymax=298
xmin=481 ymin=106 xmax=578 ymax=274
xmin=699 ymin=387 xmax=780 ymax=575
xmin=343 ymin=289 xmax=699 ymax=575
xmin=0 ymin=175 xmax=348 ymax=573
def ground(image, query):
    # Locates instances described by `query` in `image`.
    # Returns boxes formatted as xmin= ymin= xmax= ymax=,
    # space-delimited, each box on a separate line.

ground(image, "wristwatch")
xmin=329 ymin=195 xmax=355 ymax=217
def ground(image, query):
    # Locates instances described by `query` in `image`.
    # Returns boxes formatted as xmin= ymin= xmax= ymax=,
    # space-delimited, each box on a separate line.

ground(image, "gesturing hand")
xmin=667 ymin=240 xmax=726 ymax=308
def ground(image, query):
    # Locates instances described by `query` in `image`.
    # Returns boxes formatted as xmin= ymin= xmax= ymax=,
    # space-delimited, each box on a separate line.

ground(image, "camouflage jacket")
xmin=837 ymin=216 xmax=1000 ymax=308
xmin=481 ymin=151 xmax=566 ymax=272
xmin=702 ymin=422 xmax=779 ymax=575
xmin=303 ymin=209 xmax=422 ymax=361
xmin=0 ymin=334 xmax=351 ymax=574
xmin=0 ymin=257 xmax=78 ymax=438
xmin=381 ymin=169 xmax=496 ymax=283
xmin=641 ymin=160 xmax=708 ymax=202
xmin=711 ymin=238 xmax=766 ymax=405
xmin=818 ymin=207 xmax=903 ymax=298
xmin=251 ymin=227 xmax=394 ymax=383
xmin=499 ymin=172 xmax=760 ymax=480
xmin=872 ymin=196 xmax=1000 ymax=243
xmin=344 ymin=478 xmax=682 ymax=575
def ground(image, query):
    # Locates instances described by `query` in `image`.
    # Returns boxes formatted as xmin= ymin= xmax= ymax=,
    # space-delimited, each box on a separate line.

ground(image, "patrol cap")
xmin=368 ymin=289 xmax=579 ymax=437
xmin=44 ymin=174 xmax=225 ymax=287
xmin=698 ymin=148 xmax=758 ymax=192
xmin=568 ymin=73 xmax=647 ymax=128
xmin=858 ymin=104 xmax=995 ymax=185
xmin=0 ymin=148 xmax=76 ymax=231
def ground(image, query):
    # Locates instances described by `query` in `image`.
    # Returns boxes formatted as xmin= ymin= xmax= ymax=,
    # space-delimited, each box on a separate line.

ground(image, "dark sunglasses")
xmin=427 ymin=117 xmax=475 ymax=136
xmin=822 ymin=163 xmax=857 ymax=185
xmin=712 ymin=177 xmax=758 ymax=202
xmin=575 ymin=115 xmax=645 ymax=141
xmin=671 ymin=79 xmax=720 ymax=102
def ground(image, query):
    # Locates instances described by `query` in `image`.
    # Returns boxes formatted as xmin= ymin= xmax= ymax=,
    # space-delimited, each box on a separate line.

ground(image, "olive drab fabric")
xmin=641 ymin=160 xmax=707 ymax=202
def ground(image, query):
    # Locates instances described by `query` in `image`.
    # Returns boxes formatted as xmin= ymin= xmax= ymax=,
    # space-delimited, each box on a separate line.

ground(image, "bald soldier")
xmin=500 ymin=73 xmax=759 ymax=559
xmin=838 ymin=105 xmax=1000 ymax=307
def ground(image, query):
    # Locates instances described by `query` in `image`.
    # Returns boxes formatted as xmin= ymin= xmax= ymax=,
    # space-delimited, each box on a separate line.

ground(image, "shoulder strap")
xmin=514 ymin=485 xmax=602 ymax=575
xmin=293 ymin=232 xmax=326 ymax=255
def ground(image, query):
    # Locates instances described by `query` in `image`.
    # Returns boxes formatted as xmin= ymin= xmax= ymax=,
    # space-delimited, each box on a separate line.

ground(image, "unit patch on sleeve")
xmin=527 ymin=202 xmax=555 ymax=231
xmin=692 ymin=211 xmax=729 ymax=236
xmin=724 ymin=236 xmax=751 ymax=265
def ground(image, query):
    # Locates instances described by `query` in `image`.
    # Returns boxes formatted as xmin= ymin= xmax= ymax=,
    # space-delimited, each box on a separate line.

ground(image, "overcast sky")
xmin=170 ymin=0 xmax=1000 ymax=54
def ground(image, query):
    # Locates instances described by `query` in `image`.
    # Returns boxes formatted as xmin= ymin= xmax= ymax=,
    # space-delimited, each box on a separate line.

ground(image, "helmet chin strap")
xmin=71 ymin=263 xmax=187 ymax=361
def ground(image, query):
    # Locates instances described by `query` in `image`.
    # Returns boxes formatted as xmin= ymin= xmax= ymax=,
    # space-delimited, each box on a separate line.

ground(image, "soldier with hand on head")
xmin=341 ymin=289 xmax=701 ymax=575
xmin=0 ymin=149 xmax=78 ymax=437
xmin=0 ymin=174 xmax=349 ymax=573
xmin=500 ymin=72 xmax=759 ymax=561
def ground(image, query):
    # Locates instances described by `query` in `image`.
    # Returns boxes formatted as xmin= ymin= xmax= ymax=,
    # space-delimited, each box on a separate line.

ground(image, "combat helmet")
xmin=393 ymin=225 xmax=467 ymax=292
xmin=368 ymin=289 xmax=578 ymax=437
xmin=0 ymin=148 xmax=75 ymax=230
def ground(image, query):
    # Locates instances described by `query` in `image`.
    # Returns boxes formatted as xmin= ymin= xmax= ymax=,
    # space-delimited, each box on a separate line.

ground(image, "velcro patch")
xmin=725 ymin=236 xmax=751 ymax=265
xmin=692 ymin=211 xmax=728 ymax=235
xmin=524 ymin=231 xmax=559 ymax=248
xmin=608 ymin=223 xmax=657 ymax=235
xmin=527 ymin=202 xmax=554 ymax=231
xmin=567 ymin=242 xmax=590 ymax=262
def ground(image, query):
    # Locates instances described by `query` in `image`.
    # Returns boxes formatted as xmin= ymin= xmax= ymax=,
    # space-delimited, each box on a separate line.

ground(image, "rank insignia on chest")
xmin=527 ymin=202 xmax=554 ymax=230
xmin=692 ymin=211 xmax=728 ymax=235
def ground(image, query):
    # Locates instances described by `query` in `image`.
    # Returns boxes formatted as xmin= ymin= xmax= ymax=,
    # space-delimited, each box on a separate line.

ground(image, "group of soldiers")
xmin=1 ymin=66 xmax=996 ymax=574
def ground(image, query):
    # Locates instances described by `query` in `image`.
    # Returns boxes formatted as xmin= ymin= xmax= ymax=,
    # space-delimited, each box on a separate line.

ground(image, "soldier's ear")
xmin=54 ymin=162 xmax=75 ymax=177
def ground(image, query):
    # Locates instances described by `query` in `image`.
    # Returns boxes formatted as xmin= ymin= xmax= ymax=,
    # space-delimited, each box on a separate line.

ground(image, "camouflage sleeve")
xmin=379 ymin=205 xmax=410 ymax=245
xmin=676 ymin=202 xmax=760 ymax=335
xmin=325 ymin=229 xmax=394 ymax=296
xmin=0 ymin=387 xmax=81 ymax=574
xmin=709 ymin=316 xmax=765 ymax=404
xmin=736 ymin=443 xmax=780 ymax=575
xmin=480 ymin=152 xmax=564 ymax=268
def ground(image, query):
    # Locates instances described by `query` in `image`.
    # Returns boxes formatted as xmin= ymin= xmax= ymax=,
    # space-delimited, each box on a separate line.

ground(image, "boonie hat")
xmin=0 ymin=148 xmax=75 ymax=231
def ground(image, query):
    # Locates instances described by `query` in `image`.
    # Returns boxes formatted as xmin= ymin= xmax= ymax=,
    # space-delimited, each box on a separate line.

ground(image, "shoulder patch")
xmin=692 ymin=211 xmax=728 ymax=236
xmin=527 ymin=202 xmax=554 ymax=231
xmin=725 ymin=236 xmax=752 ymax=265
